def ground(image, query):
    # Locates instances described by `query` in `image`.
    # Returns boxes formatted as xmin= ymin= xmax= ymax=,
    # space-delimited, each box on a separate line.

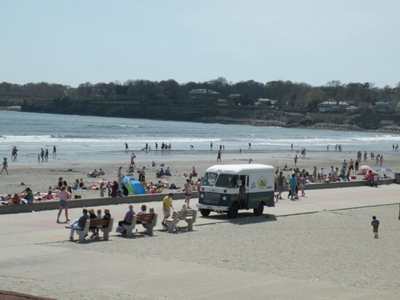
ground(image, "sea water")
xmin=1 ymin=110 xmax=400 ymax=164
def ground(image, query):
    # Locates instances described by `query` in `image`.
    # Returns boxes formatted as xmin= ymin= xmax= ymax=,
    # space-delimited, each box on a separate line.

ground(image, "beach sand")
xmin=1 ymin=149 xmax=399 ymax=198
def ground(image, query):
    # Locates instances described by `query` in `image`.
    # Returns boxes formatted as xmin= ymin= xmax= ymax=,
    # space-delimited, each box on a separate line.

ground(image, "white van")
xmin=197 ymin=164 xmax=275 ymax=218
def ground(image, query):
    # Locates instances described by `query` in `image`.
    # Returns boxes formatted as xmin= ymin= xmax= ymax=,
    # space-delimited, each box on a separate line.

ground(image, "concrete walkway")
xmin=1 ymin=184 xmax=399 ymax=299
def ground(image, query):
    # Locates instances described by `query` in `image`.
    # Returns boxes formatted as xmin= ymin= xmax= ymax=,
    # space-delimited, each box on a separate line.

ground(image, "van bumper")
xmin=197 ymin=203 xmax=229 ymax=212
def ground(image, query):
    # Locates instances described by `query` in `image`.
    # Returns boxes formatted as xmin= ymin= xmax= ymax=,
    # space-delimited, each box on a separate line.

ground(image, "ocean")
xmin=1 ymin=110 xmax=400 ymax=164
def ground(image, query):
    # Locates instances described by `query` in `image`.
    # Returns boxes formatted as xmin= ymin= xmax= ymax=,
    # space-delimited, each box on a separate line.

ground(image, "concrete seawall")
xmin=0 ymin=192 xmax=186 ymax=215
xmin=0 ymin=179 xmax=396 ymax=215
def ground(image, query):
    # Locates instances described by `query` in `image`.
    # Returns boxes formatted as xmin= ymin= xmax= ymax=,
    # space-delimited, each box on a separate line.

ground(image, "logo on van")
xmin=257 ymin=176 xmax=268 ymax=189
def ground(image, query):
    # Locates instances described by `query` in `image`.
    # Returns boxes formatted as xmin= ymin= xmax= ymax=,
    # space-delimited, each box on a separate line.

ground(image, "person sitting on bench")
xmin=68 ymin=209 xmax=89 ymax=241
xmin=118 ymin=205 xmax=135 ymax=234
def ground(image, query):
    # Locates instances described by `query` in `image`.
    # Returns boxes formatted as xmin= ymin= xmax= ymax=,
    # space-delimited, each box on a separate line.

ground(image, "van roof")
xmin=205 ymin=164 xmax=274 ymax=174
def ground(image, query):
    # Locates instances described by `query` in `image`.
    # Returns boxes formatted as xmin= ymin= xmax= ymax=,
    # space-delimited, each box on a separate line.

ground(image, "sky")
xmin=1 ymin=0 xmax=399 ymax=87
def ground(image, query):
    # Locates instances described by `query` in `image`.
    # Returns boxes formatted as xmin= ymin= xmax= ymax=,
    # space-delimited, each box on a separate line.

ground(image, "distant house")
xmin=318 ymin=99 xmax=349 ymax=113
xmin=374 ymin=102 xmax=391 ymax=112
xmin=396 ymin=101 xmax=400 ymax=112
xmin=255 ymin=98 xmax=278 ymax=106
xmin=189 ymin=89 xmax=220 ymax=95
xmin=345 ymin=106 xmax=359 ymax=113
xmin=228 ymin=94 xmax=241 ymax=99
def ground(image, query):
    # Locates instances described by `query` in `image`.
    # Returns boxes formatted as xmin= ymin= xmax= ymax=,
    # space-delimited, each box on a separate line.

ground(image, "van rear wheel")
xmin=227 ymin=202 xmax=239 ymax=219
xmin=200 ymin=209 xmax=211 ymax=217
xmin=253 ymin=202 xmax=264 ymax=216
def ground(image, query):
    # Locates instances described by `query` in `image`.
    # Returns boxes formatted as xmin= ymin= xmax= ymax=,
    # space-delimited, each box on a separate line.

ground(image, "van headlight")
xmin=222 ymin=196 xmax=227 ymax=201
xmin=200 ymin=194 xmax=204 ymax=198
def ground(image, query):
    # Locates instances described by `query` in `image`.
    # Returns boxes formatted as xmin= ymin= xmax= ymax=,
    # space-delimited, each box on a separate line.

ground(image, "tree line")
xmin=1 ymin=78 xmax=399 ymax=110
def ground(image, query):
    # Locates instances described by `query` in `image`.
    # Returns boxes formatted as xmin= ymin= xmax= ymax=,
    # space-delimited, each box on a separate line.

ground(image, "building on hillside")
xmin=318 ymin=99 xmax=349 ymax=113
xmin=189 ymin=89 xmax=220 ymax=95
xmin=228 ymin=94 xmax=241 ymax=99
xmin=396 ymin=101 xmax=400 ymax=112
xmin=374 ymin=101 xmax=392 ymax=112
xmin=255 ymin=98 xmax=278 ymax=106
xmin=345 ymin=106 xmax=359 ymax=113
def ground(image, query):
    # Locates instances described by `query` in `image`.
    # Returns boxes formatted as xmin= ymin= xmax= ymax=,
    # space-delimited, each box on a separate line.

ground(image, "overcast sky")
xmin=1 ymin=0 xmax=399 ymax=87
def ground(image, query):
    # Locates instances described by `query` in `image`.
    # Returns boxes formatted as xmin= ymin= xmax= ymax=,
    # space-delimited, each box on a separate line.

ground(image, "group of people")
xmin=87 ymin=169 xmax=105 ymax=178
xmin=68 ymin=207 xmax=111 ymax=240
xmin=0 ymin=187 xmax=34 ymax=205
xmin=274 ymin=170 xmax=307 ymax=201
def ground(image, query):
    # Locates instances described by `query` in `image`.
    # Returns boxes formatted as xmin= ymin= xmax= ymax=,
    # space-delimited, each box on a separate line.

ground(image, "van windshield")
xmin=216 ymin=174 xmax=239 ymax=188
xmin=202 ymin=172 xmax=218 ymax=187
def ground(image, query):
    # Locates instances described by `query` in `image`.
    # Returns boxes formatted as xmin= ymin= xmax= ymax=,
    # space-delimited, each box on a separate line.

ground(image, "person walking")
xmin=162 ymin=193 xmax=174 ymax=227
xmin=56 ymin=186 xmax=71 ymax=223
xmin=217 ymin=150 xmax=221 ymax=163
xmin=371 ymin=216 xmax=379 ymax=238
xmin=1 ymin=158 xmax=9 ymax=175
xmin=184 ymin=179 xmax=193 ymax=209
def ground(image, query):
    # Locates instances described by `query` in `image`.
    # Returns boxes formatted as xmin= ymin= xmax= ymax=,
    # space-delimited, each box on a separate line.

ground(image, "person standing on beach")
xmin=118 ymin=166 xmax=123 ymax=184
xmin=294 ymin=155 xmax=298 ymax=166
xmin=249 ymin=142 xmax=251 ymax=149
xmin=130 ymin=152 xmax=136 ymax=167
xmin=210 ymin=141 xmax=213 ymax=150
xmin=184 ymin=179 xmax=193 ymax=209
xmin=291 ymin=144 xmax=293 ymax=151
xmin=162 ymin=193 xmax=174 ymax=227
xmin=56 ymin=186 xmax=71 ymax=223
xmin=289 ymin=174 xmax=297 ymax=200
xmin=1 ymin=158 xmax=9 ymax=175
xmin=380 ymin=155 xmax=383 ymax=166
xmin=217 ymin=150 xmax=222 ymax=163
xmin=45 ymin=149 xmax=49 ymax=161
xmin=371 ymin=216 xmax=379 ymax=238
xmin=125 ymin=142 xmax=129 ymax=152
xmin=155 ymin=142 xmax=158 ymax=151
xmin=53 ymin=145 xmax=57 ymax=157
xmin=275 ymin=171 xmax=284 ymax=201
xmin=40 ymin=148 xmax=45 ymax=162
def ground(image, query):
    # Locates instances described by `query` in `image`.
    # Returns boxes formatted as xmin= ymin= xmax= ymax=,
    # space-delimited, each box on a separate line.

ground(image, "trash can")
xmin=395 ymin=173 xmax=400 ymax=184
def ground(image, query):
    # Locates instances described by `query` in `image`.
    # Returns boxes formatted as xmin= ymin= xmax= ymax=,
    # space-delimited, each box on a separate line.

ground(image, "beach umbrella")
xmin=359 ymin=165 xmax=372 ymax=170
xmin=376 ymin=167 xmax=392 ymax=172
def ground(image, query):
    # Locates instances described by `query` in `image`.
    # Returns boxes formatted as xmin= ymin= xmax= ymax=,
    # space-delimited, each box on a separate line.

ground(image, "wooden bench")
xmin=89 ymin=218 xmax=114 ymax=241
xmin=165 ymin=210 xmax=197 ymax=233
xmin=136 ymin=213 xmax=157 ymax=236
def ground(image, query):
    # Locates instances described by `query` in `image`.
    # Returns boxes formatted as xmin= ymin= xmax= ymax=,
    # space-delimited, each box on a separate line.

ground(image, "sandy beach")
xmin=1 ymin=149 xmax=399 ymax=199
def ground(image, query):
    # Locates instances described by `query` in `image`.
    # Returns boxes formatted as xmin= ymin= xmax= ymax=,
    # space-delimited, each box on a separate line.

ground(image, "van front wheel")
xmin=200 ymin=209 xmax=211 ymax=217
xmin=253 ymin=203 xmax=264 ymax=216
xmin=227 ymin=203 xmax=239 ymax=219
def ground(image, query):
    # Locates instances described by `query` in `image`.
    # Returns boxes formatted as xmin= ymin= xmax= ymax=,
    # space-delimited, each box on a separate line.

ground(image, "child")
xmin=138 ymin=205 xmax=147 ymax=214
xmin=92 ymin=209 xmax=102 ymax=238
xmin=99 ymin=182 xmax=105 ymax=197
xmin=371 ymin=216 xmax=379 ymax=238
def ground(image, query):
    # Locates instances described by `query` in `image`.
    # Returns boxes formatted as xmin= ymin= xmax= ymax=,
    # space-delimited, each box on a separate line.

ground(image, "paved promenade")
xmin=1 ymin=184 xmax=400 ymax=299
